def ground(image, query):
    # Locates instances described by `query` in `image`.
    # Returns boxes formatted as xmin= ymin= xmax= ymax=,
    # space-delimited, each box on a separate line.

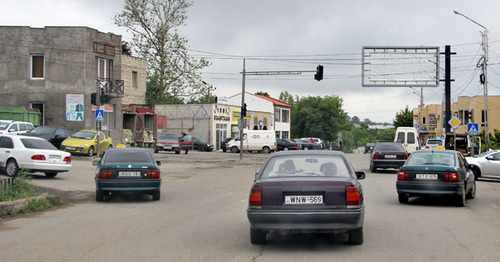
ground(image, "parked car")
xmin=364 ymin=143 xmax=375 ymax=154
xmin=0 ymin=120 xmax=34 ymax=135
xmin=227 ymin=129 xmax=276 ymax=153
xmin=293 ymin=139 xmax=313 ymax=150
xmin=423 ymin=139 xmax=444 ymax=150
xmin=276 ymin=138 xmax=301 ymax=151
xmin=302 ymin=137 xmax=324 ymax=150
xmin=23 ymin=126 xmax=72 ymax=149
xmin=247 ymin=151 xmax=366 ymax=245
xmin=193 ymin=137 xmax=214 ymax=152
xmin=60 ymin=130 xmax=113 ymax=156
xmin=466 ymin=150 xmax=500 ymax=180
xmin=0 ymin=134 xmax=71 ymax=177
xmin=154 ymin=133 xmax=183 ymax=154
xmin=396 ymin=150 xmax=476 ymax=206
xmin=370 ymin=142 xmax=408 ymax=172
xmin=220 ymin=137 xmax=233 ymax=152
xmin=93 ymin=148 xmax=161 ymax=201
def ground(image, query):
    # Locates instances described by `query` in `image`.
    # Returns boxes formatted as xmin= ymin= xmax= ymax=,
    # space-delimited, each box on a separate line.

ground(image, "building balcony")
xmin=97 ymin=79 xmax=124 ymax=98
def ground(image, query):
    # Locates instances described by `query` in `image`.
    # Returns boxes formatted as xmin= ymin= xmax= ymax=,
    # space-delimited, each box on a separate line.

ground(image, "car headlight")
xmin=173 ymin=143 xmax=179 ymax=147
xmin=77 ymin=145 xmax=86 ymax=149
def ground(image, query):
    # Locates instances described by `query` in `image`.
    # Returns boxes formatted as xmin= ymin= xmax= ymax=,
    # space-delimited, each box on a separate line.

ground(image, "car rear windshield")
xmin=427 ymin=140 xmax=443 ymax=145
xmin=406 ymin=152 xmax=455 ymax=166
xmin=104 ymin=151 xmax=154 ymax=164
xmin=158 ymin=134 xmax=178 ymax=140
xmin=21 ymin=138 xmax=57 ymax=150
xmin=375 ymin=143 xmax=404 ymax=151
xmin=260 ymin=155 xmax=351 ymax=179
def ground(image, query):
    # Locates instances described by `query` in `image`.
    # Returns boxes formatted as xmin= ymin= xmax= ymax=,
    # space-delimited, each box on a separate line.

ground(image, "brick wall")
xmin=121 ymin=55 xmax=147 ymax=105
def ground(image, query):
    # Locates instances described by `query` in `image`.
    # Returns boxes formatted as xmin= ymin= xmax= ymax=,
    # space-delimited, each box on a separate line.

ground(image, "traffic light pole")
xmin=239 ymin=59 xmax=246 ymax=160
xmin=96 ymin=80 xmax=101 ymax=158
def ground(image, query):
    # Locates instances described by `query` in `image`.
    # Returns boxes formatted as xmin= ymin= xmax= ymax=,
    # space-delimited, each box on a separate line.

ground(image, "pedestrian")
xmin=446 ymin=137 xmax=454 ymax=150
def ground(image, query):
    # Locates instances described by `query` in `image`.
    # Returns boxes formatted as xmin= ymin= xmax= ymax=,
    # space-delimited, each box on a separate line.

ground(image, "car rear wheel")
xmin=304 ymin=147 xmax=309 ymax=150
xmin=152 ymin=190 xmax=161 ymax=201
xmin=472 ymin=166 xmax=481 ymax=180
xmin=455 ymin=191 xmax=466 ymax=207
xmin=87 ymin=146 xmax=94 ymax=157
xmin=284 ymin=147 xmax=289 ymax=151
xmin=5 ymin=159 xmax=19 ymax=177
xmin=175 ymin=150 xmax=180 ymax=154
xmin=398 ymin=193 xmax=409 ymax=204
xmin=370 ymin=164 xmax=377 ymax=173
xmin=154 ymin=147 xmax=159 ymax=153
xmin=466 ymin=181 xmax=476 ymax=199
xmin=250 ymin=227 xmax=266 ymax=245
xmin=44 ymin=172 xmax=58 ymax=178
xmin=96 ymin=190 xmax=104 ymax=202
xmin=348 ymin=227 xmax=363 ymax=245
xmin=231 ymin=146 xmax=239 ymax=153
xmin=262 ymin=146 xmax=271 ymax=154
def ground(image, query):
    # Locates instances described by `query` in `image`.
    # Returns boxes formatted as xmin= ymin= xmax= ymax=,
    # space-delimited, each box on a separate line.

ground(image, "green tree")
xmin=279 ymin=91 xmax=295 ymax=105
xmin=255 ymin=91 xmax=270 ymax=97
xmin=291 ymin=96 xmax=349 ymax=142
xmin=351 ymin=116 xmax=360 ymax=124
xmin=393 ymin=106 xmax=413 ymax=128
xmin=115 ymin=0 xmax=211 ymax=103
xmin=121 ymin=41 xmax=132 ymax=55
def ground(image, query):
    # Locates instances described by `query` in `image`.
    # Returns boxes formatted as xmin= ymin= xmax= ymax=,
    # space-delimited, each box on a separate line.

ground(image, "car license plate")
xmin=416 ymin=174 xmax=438 ymax=180
xmin=285 ymin=195 xmax=323 ymax=204
xmin=118 ymin=171 xmax=141 ymax=177
xmin=163 ymin=145 xmax=172 ymax=149
xmin=385 ymin=155 xmax=397 ymax=158
xmin=66 ymin=146 xmax=76 ymax=150
xmin=49 ymin=155 xmax=61 ymax=159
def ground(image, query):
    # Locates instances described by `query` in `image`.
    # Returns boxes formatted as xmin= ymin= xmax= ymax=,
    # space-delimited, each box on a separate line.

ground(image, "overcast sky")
xmin=2 ymin=0 xmax=500 ymax=123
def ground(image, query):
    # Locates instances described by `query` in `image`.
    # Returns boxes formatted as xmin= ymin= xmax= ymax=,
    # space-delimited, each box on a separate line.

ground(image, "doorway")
xmin=30 ymin=102 xmax=44 ymax=126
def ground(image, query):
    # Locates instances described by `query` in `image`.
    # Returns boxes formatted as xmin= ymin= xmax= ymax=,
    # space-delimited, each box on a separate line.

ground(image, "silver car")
xmin=466 ymin=150 xmax=500 ymax=179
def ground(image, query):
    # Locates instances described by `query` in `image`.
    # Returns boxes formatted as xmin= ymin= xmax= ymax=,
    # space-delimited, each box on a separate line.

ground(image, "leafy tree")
xmin=279 ymin=91 xmax=295 ymax=105
xmin=393 ymin=106 xmax=413 ymax=128
xmin=351 ymin=116 xmax=360 ymax=124
xmin=115 ymin=0 xmax=211 ymax=103
xmin=121 ymin=41 xmax=132 ymax=55
xmin=255 ymin=91 xmax=270 ymax=97
xmin=291 ymin=96 xmax=349 ymax=142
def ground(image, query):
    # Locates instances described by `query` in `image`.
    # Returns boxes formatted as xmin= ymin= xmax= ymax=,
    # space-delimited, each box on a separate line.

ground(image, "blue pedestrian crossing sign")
xmin=467 ymin=123 xmax=479 ymax=135
xmin=95 ymin=110 xmax=104 ymax=122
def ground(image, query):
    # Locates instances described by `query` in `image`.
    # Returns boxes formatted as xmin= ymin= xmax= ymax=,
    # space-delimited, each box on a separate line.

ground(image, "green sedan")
xmin=93 ymin=148 xmax=161 ymax=201
xmin=396 ymin=150 xmax=476 ymax=207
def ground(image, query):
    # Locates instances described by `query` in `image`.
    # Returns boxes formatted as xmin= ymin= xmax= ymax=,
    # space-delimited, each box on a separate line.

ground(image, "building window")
xmin=429 ymin=114 xmax=437 ymax=131
xmin=481 ymin=110 xmax=488 ymax=126
xmin=132 ymin=71 xmax=138 ymax=88
xmin=30 ymin=54 xmax=44 ymax=79
xmin=276 ymin=131 xmax=281 ymax=139
xmin=275 ymin=108 xmax=281 ymax=122
xmin=281 ymin=131 xmax=289 ymax=139
xmin=282 ymin=109 xmax=290 ymax=123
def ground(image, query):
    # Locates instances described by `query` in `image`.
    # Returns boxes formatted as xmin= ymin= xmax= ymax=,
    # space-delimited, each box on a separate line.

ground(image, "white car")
xmin=0 ymin=120 xmax=35 ymax=135
xmin=423 ymin=139 xmax=444 ymax=150
xmin=0 ymin=134 xmax=72 ymax=178
xmin=466 ymin=150 xmax=500 ymax=179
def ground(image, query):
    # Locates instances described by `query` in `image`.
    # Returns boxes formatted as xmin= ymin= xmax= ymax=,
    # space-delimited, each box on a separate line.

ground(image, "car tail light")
xmin=403 ymin=153 xmax=408 ymax=159
xmin=425 ymin=145 xmax=430 ymax=149
xmin=398 ymin=172 xmax=410 ymax=181
xmin=249 ymin=186 xmax=262 ymax=209
xmin=63 ymin=156 xmax=72 ymax=163
xmin=99 ymin=170 xmax=112 ymax=179
xmin=147 ymin=170 xmax=160 ymax=179
xmin=346 ymin=186 xmax=360 ymax=208
xmin=372 ymin=152 xmax=379 ymax=159
xmin=445 ymin=173 xmax=458 ymax=182
xmin=31 ymin=155 xmax=46 ymax=161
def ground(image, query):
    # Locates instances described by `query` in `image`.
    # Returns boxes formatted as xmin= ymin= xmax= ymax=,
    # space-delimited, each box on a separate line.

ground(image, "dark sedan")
xmin=293 ymin=139 xmax=313 ymax=150
xmin=370 ymin=142 xmax=408 ymax=172
xmin=277 ymin=138 xmax=301 ymax=151
xmin=93 ymin=148 xmax=162 ymax=201
xmin=396 ymin=150 xmax=476 ymax=206
xmin=23 ymin=126 xmax=71 ymax=149
xmin=247 ymin=151 xmax=366 ymax=245
xmin=193 ymin=137 xmax=214 ymax=152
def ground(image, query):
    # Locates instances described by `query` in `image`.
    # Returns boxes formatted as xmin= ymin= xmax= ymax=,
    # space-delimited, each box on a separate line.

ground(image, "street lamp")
xmin=454 ymin=10 xmax=490 ymax=151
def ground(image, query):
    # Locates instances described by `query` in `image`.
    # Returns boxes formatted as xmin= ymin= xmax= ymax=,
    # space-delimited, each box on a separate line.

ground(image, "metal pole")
xmin=444 ymin=45 xmax=452 ymax=134
xmin=240 ymin=59 xmax=246 ymax=160
xmin=96 ymin=80 xmax=101 ymax=158
xmin=482 ymin=30 xmax=490 ymax=151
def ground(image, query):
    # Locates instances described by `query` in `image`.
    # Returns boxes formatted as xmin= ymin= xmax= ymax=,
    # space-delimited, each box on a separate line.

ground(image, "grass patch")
xmin=21 ymin=198 xmax=53 ymax=213
xmin=0 ymin=172 xmax=39 ymax=202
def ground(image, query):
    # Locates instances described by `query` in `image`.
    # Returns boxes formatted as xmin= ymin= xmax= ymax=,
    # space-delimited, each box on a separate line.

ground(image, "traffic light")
xmin=91 ymin=93 xmax=97 ymax=105
xmin=467 ymin=110 xmax=474 ymax=121
xmin=314 ymin=65 xmax=323 ymax=81
xmin=241 ymin=103 xmax=247 ymax=117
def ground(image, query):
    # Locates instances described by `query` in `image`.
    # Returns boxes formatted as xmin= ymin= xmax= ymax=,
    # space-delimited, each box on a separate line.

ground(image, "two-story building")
xmin=0 ymin=26 xmax=125 ymax=142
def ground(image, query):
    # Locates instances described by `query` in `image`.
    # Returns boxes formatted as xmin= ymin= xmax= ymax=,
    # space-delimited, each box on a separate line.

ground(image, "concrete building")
xmin=0 ymin=26 xmax=124 ymax=142
xmin=413 ymin=95 xmax=500 ymax=142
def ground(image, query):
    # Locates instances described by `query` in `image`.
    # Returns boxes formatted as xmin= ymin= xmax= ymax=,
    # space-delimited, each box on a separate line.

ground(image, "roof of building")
xmin=255 ymin=95 xmax=292 ymax=108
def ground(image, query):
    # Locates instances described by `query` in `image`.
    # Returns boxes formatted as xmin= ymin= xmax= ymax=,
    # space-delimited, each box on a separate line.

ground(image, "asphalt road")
xmin=1 ymin=151 xmax=500 ymax=261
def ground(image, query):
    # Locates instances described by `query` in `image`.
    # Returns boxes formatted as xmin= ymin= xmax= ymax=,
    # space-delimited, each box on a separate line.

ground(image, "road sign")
xmin=467 ymin=123 xmax=479 ymax=135
xmin=95 ymin=110 xmax=104 ymax=122
xmin=448 ymin=116 xmax=461 ymax=129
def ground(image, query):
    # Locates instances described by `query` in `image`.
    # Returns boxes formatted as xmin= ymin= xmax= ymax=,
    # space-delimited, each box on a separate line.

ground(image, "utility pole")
xmin=96 ymin=80 xmax=101 ymax=158
xmin=239 ymin=59 xmax=246 ymax=160
xmin=454 ymin=10 xmax=490 ymax=150
xmin=443 ymin=45 xmax=455 ymax=134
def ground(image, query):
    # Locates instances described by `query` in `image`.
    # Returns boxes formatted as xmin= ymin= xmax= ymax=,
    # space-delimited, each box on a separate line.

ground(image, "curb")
xmin=0 ymin=193 xmax=62 ymax=217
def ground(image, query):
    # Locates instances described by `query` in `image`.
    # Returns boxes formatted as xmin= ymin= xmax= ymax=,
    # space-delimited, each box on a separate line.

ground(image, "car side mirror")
xmin=92 ymin=160 xmax=100 ymax=166
xmin=254 ymin=172 xmax=259 ymax=180
xmin=156 ymin=161 xmax=161 ymax=166
xmin=486 ymin=156 xmax=494 ymax=161
xmin=355 ymin=171 xmax=366 ymax=180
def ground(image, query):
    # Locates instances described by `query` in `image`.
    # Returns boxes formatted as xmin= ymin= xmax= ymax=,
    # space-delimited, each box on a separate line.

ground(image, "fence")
xmin=0 ymin=177 xmax=15 ymax=192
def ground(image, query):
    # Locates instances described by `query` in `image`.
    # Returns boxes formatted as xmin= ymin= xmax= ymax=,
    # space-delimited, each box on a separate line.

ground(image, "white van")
xmin=394 ymin=127 xmax=420 ymax=154
xmin=227 ymin=129 xmax=277 ymax=153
